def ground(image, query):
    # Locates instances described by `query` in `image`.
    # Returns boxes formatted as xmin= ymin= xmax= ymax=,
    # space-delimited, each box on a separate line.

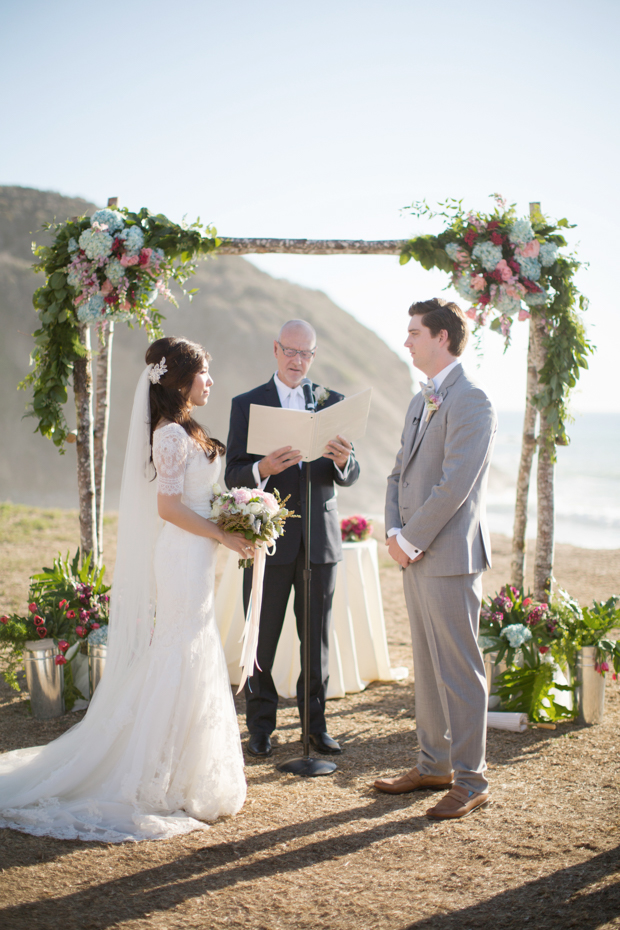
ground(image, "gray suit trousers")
xmin=403 ymin=563 xmax=488 ymax=794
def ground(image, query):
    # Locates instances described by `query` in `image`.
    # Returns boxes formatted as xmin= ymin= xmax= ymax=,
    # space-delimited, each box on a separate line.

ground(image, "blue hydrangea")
xmin=77 ymin=294 xmax=105 ymax=323
xmin=516 ymin=255 xmax=542 ymax=281
xmin=151 ymin=247 xmax=165 ymax=265
xmin=445 ymin=242 xmax=460 ymax=261
xmin=105 ymin=258 xmax=125 ymax=286
xmin=91 ymin=209 xmax=125 ymax=235
xmin=493 ymin=289 xmax=521 ymax=316
xmin=508 ymin=219 xmax=534 ymax=245
xmin=88 ymin=625 xmax=108 ymax=645
xmin=79 ymin=228 xmax=113 ymax=261
xmin=119 ymin=225 xmax=144 ymax=255
xmin=500 ymin=623 xmax=533 ymax=648
xmin=539 ymin=242 xmax=559 ymax=267
xmin=453 ymin=273 xmax=479 ymax=302
xmin=68 ymin=237 xmax=79 ymax=253
xmin=67 ymin=266 xmax=82 ymax=289
xmin=524 ymin=289 xmax=547 ymax=307
xmin=472 ymin=240 xmax=502 ymax=272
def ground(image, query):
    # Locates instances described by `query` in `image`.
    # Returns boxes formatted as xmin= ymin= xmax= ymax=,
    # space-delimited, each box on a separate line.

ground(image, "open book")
xmin=247 ymin=389 xmax=372 ymax=463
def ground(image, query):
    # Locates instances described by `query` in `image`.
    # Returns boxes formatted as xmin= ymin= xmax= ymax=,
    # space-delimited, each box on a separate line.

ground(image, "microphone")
xmin=301 ymin=378 xmax=316 ymax=411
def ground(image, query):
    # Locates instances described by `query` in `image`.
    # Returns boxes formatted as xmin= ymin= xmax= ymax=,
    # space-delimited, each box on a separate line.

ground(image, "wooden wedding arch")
xmin=25 ymin=198 xmax=591 ymax=601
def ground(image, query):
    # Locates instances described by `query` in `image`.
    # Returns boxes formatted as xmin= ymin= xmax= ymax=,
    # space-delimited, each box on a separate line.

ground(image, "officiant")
xmin=225 ymin=319 xmax=361 ymax=758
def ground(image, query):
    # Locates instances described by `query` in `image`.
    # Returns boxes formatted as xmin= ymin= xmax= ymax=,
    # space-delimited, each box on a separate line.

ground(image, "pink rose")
xmin=120 ymin=254 xmax=139 ymax=267
xmin=101 ymin=280 xmax=114 ymax=296
xmin=232 ymin=488 xmax=252 ymax=505
xmin=495 ymin=259 xmax=513 ymax=283
xmin=470 ymin=274 xmax=487 ymax=292
xmin=465 ymin=307 xmax=477 ymax=320
xmin=518 ymin=309 xmax=531 ymax=321
xmin=455 ymin=248 xmax=470 ymax=266
xmin=257 ymin=491 xmax=279 ymax=515
xmin=516 ymin=239 xmax=540 ymax=258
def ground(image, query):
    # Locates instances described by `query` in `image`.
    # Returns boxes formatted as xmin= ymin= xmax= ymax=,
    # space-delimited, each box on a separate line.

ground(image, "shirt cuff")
xmin=388 ymin=528 xmax=422 ymax=559
xmin=252 ymin=461 xmax=269 ymax=490
xmin=334 ymin=455 xmax=352 ymax=480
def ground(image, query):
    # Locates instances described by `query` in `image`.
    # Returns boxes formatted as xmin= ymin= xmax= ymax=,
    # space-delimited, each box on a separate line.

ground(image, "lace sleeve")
xmin=152 ymin=424 xmax=189 ymax=495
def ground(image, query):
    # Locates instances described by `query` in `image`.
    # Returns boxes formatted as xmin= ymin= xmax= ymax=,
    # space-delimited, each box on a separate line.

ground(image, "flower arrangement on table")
xmin=340 ymin=515 xmax=374 ymax=543
xmin=0 ymin=550 xmax=109 ymax=707
xmin=210 ymin=485 xmax=299 ymax=691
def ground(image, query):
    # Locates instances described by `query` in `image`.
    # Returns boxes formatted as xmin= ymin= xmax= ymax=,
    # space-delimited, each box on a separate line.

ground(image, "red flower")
xmin=464 ymin=229 xmax=478 ymax=248
xmin=33 ymin=615 xmax=44 ymax=626
xmin=490 ymin=232 xmax=504 ymax=245
xmin=79 ymin=609 xmax=90 ymax=621
xmin=522 ymin=279 xmax=541 ymax=293
xmin=28 ymin=602 xmax=38 ymax=613
xmin=523 ymin=598 xmax=532 ymax=606
xmin=487 ymin=221 xmax=500 ymax=231
xmin=37 ymin=627 xmax=47 ymax=638
xmin=91 ymin=622 xmax=100 ymax=630
xmin=75 ymin=625 xmax=85 ymax=638
xmin=54 ymin=655 xmax=67 ymax=666
xmin=66 ymin=610 xmax=76 ymax=619
xmin=58 ymin=599 xmax=69 ymax=609
xmin=0 ymin=615 xmax=8 ymax=624
xmin=538 ymin=646 xmax=550 ymax=654
xmin=478 ymin=294 xmax=490 ymax=306
xmin=104 ymin=292 xmax=117 ymax=305
xmin=58 ymin=640 xmax=69 ymax=653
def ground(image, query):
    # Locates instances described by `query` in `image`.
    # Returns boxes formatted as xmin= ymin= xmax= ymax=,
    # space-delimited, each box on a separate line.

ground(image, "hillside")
xmin=0 ymin=186 xmax=414 ymax=514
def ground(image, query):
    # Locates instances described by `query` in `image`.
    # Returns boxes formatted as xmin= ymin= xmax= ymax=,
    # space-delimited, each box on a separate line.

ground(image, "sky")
xmin=1 ymin=0 xmax=618 ymax=413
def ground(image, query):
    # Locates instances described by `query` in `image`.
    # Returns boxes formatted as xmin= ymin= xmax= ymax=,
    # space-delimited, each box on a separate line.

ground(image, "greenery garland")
xmin=20 ymin=206 xmax=220 ymax=447
xmin=399 ymin=196 xmax=593 ymax=451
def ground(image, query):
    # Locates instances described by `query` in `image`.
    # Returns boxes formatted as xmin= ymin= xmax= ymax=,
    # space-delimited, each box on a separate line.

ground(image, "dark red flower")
xmin=538 ymin=646 xmax=550 ymax=654
xmin=0 ymin=615 xmax=8 ymax=624
xmin=508 ymin=259 xmax=520 ymax=275
xmin=66 ymin=610 xmax=76 ymax=619
xmin=33 ymin=615 xmax=44 ymax=626
xmin=75 ymin=625 xmax=86 ymax=638
xmin=478 ymin=294 xmax=490 ymax=306
xmin=487 ymin=221 xmax=500 ymax=231
xmin=58 ymin=640 xmax=69 ymax=652
xmin=54 ymin=655 xmax=67 ymax=666
xmin=104 ymin=292 xmax=117 ymax=305
xmin=464 ymin=229 xmax=478 ymax=248
xmin=91 ymin=622 xmax=100 ymax=630
xmin=490 ymin=232 xmax=504 ymax=245
xmin=37 ymin=627 xmax=47 ymax=638
xmin=58 ymin=599 xmax=69 ymax=609
xmin=29 ymin=602 xmax=38 ymax=613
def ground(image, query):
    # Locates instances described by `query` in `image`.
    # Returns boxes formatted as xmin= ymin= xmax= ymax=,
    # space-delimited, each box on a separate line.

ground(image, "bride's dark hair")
xmin=145 ymin=336 xmax=225 ymax=461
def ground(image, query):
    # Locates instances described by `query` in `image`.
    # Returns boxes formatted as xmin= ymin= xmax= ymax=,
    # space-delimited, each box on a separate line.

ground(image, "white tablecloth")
xmin=215 ymin=538 xmax=407 ymax=699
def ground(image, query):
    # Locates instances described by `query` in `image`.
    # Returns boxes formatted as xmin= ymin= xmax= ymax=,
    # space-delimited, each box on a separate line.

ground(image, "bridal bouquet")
xmin=210 ymin=485 xmax=298 ymax=692
xmin=210 ymin=484 xmax=298 ymax=569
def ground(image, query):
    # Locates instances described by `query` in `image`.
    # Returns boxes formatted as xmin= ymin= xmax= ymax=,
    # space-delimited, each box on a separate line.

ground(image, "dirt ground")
xmin=1 ymin=505 xmax=620 ymax=929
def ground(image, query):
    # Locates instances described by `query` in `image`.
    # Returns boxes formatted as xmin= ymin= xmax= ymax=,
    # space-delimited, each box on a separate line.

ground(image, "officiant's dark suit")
xmin=225 ymin=322 xmax=360 ymax=757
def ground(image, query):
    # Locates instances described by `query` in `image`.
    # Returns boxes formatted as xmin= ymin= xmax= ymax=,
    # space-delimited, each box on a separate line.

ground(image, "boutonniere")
xmin=313 ymin=385 xmax=330 ymax=408
xmin=420 ymin=383 xmax=444 ymax=422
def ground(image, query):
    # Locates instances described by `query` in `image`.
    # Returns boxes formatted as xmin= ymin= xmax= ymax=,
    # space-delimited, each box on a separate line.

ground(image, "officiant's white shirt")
xmin=388 ymin=358 xmax=461 ymax=559
xmin=252 ymin=373 xmax=351 ymax=488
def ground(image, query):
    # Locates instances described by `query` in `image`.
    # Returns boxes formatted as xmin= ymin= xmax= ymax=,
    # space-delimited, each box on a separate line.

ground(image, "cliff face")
xmin=0 ymin=186 xmax=413 ymax=514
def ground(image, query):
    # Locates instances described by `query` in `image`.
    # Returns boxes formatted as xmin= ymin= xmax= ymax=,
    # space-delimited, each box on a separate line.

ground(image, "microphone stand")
xmin=278 ymin=383 xmax=337 ymax=778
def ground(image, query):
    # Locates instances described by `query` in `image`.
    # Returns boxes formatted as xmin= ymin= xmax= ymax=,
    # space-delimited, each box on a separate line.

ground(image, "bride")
xmin=0 ymin=336 xmax=251 ymax=842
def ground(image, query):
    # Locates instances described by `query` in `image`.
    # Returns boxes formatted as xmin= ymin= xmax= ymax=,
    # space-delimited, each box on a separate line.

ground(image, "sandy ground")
xmin=1 ymin=505 xmax=619 ymax=929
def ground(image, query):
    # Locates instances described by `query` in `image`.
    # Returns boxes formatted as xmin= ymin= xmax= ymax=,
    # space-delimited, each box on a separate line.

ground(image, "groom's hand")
xmin=258 ymin=446 xmax=303 ymax=478
xmin=386 ymin=536 xmax=423 ymax=568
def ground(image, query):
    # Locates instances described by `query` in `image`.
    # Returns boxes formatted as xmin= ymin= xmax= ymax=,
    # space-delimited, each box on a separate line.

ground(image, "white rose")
xmin=248 ymin=502 xmax=263 ymax=514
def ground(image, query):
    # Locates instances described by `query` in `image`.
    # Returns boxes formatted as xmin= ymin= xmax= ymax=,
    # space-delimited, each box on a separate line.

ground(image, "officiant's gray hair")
xmin=278 ymin=319 xmax=316 ymax=345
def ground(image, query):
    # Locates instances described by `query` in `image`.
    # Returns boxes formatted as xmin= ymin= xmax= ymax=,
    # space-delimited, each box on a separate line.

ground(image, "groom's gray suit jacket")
xmin=385 ymin=363 xmax=497 ymax=577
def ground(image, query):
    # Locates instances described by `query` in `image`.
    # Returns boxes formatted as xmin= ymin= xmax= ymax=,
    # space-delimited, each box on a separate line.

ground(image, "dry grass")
xmin=1 ymin=505 xmax=620 ymax=929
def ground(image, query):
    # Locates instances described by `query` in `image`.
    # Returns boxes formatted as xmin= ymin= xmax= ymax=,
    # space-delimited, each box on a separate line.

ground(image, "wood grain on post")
xmin=74 ymin=324 xmax=98 ymax=563
xmin=510 ymin=320 xmax=539 ymax=588
xmin=216 ymin=238 xmax=406 ymax=255
xmin=533 ymin=310 xmax=555 ymax=600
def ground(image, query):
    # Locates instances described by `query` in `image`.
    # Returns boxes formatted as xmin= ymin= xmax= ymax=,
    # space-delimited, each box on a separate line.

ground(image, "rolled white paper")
xmin=487 ymin=711 xmax=529 ymax=732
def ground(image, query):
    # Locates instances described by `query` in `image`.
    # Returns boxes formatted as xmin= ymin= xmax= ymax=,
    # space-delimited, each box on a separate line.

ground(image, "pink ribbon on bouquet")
xmin=237 ymin=540 xmax=275 ymax=694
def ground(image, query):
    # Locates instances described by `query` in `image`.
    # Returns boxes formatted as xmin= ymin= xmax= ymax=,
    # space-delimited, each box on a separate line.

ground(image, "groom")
xmin=225 ymin=319 xmax=360 ymax=758
xmin=375 ymin=298 xmax=497 ymax=819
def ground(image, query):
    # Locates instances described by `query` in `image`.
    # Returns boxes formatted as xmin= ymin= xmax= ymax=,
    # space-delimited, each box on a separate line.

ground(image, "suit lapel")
xmin=403 ymin=364 xmax=464 ymax=469
xmin=262 ymin=375 xmax=282 ymax=408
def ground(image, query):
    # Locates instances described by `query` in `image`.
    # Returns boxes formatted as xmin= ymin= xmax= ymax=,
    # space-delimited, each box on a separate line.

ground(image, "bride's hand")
xmin=221 ymin=531 xmax=255 ymax=560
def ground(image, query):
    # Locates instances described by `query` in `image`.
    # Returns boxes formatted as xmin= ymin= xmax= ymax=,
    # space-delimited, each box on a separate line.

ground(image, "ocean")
xmin=489 ymin=412 xmax=620 ymax=550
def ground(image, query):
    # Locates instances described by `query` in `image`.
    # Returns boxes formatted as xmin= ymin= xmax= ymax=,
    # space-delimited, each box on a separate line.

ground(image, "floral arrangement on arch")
xmin=340 ymin=515 xmax=373 ymax=543
xmin=22 ymin=206 xmax=220 ymax=446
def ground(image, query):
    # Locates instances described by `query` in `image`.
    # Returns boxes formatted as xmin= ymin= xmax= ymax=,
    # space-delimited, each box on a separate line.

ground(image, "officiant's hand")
xmin=258 ymin=445 xmax=303 ymax=478
xmin=323 ymin=434 xmax=352 ymax=470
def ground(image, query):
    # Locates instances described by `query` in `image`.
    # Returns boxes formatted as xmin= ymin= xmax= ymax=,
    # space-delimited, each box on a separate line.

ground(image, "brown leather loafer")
xmin=426 ymin=785 xmax=490 ymax=819
xmin=374 ymin=766 xmax=454 ymax=795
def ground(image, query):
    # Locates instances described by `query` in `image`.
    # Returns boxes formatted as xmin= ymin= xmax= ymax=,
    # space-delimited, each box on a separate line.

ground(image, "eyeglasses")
xmin=276 ymin=341 xmax=316 ymax=361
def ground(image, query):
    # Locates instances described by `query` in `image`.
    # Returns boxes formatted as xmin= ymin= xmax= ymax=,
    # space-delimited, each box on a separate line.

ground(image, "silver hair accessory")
xmin=148 ymin=357 xmax=167 ymax=384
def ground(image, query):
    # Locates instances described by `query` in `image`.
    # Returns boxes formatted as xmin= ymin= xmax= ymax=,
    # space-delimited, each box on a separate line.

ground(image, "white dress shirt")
xmin=252 ymin=373 xmax=351 ymax=488
xmin=389 ymin=358 xmax=461 ymax=560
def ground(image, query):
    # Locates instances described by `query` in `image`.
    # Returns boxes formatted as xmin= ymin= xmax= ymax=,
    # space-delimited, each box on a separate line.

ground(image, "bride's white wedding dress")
xmin=0 ymin=412 xmax=246 ymax=843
